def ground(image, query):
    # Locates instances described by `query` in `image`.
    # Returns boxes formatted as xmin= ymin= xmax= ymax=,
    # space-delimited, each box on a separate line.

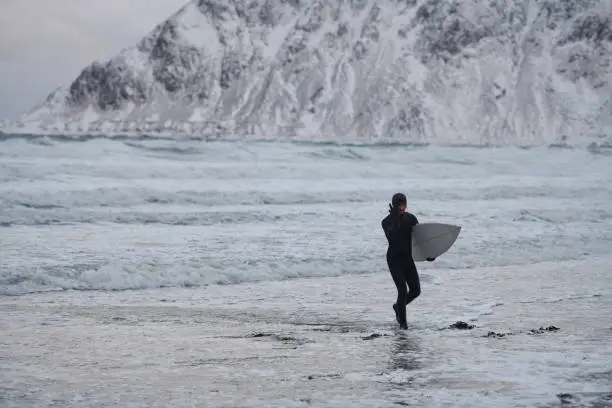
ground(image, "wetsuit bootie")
xmin=392 ymin=303 xmax=400 ymax=324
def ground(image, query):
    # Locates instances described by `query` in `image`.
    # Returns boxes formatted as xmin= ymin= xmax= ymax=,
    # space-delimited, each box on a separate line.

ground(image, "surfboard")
xmin=411 ymin=223 xmax=461 ymax=262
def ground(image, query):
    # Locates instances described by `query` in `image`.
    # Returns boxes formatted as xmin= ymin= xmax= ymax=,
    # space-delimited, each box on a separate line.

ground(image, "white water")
xmin=1 ymin=136 xmax=612 ymax=407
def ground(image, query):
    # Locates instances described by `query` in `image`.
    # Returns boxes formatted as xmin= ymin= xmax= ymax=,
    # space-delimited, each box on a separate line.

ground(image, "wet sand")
xmin=2 ymin=257 xmax=611 ymax=407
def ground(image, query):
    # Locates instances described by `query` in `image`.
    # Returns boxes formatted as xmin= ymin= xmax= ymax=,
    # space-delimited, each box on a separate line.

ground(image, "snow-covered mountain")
xmin=3 ymin=0 xmax=611 ymax=146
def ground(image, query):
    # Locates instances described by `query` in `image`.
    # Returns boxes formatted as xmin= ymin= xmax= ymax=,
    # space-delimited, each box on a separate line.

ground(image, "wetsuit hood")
xmin=391 ymin=193 xmax=407 ymax=207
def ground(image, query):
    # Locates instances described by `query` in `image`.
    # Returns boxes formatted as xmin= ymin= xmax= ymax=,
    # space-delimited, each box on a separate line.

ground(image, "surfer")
xmin=381 ymin=193 xmax=434 ymax=329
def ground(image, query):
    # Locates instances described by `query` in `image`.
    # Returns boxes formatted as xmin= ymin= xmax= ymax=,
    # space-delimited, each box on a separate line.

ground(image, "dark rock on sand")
xmin=448 ymin=321 xmax=475 ymax=330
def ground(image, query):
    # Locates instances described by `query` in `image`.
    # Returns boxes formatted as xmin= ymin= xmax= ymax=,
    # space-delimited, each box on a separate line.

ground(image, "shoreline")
xmin=3 ymin=258 xmax=611 ymax=407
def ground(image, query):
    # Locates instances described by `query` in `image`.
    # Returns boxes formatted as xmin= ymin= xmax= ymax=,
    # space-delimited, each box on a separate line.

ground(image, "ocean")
xmin=1 ymin=135 xmax=611 ymax=407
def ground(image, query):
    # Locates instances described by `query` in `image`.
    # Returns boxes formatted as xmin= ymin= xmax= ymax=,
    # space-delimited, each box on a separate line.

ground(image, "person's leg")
xmin=404 ymin=260 xmax=421 ymax=306
xmin=388 ymin=256 xmax=408 ymax=327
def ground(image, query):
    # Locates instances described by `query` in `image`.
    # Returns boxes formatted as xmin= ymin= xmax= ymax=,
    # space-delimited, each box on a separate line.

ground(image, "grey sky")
xmin=0 ymin=0 xmax=187 ymax=120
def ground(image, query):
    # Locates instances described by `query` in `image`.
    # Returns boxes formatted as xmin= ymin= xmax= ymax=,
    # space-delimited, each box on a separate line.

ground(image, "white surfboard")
xmin=411 ymin=223 xmax=461 ymax=262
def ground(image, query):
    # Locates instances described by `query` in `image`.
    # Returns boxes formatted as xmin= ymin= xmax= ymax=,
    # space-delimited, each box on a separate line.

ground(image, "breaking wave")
xmin=1 ymin=135 xmax=611 ymax=295
xmin=2 ymin=132 xmax=612 ymax=151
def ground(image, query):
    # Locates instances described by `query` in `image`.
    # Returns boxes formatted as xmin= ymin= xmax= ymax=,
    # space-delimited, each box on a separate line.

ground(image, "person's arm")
xmin=382 ymin=207 xmax=403 ymax=244
xmin=382 ymin=217 xmax=398 ymax=242
xmin=382 ymin=218 xmax=391 ymax=241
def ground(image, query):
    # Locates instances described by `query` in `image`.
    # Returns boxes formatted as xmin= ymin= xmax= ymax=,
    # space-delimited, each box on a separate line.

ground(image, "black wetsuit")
xmin=381 ymin=211 xmax=421 ymax=327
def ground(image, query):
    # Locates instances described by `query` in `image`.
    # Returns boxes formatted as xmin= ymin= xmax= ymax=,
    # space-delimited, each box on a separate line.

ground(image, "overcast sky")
xmin=0 ymin=0 xmax=187 ymax=120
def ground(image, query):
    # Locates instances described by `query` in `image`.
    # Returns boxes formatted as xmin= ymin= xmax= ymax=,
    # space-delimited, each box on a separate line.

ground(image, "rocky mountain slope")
xmin=3 ymin=0 xmax=612 ymax=146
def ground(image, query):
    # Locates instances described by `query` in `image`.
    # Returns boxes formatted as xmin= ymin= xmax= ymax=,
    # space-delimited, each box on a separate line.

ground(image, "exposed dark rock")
xmin=386 ymin=107 xmax=425 ymax=136
xmin=528 ymin=325 xmax=560 ymax=335
xmin=540 ymin=0 xmax=599 ymax=29
xmin=307 ymin=373 xmax=342 ymax=380
xmin=448 ymin=321 xmax=475 ymax=330
xmin=247 ymin=332 xmax=311 ymax=345
xmin=573 ymin=14 xmax=611 ymax=44
xmin=556 ymin=392 xmax=612 ymax=407
xmin=220 ymin=53 xmax=247 ymax=89
xmin=197 ymin=0 xmax=232 ymax=19
xmin=485 ymin=331 xmax=513 ymax=338
xmin=362 ymin=333 xmax=390 ymax=340
xmin=295 ymin=2 xmax=325 ymax=33
xmin=484 ymin=325 xmax=561 ymax=338
xmin=414 ymin=0 xmax=492 ymax=63
xmin=67 ymin=61 xmax=147 ymax=110
xmin=149 ymin=21 xmax=201 ymax=94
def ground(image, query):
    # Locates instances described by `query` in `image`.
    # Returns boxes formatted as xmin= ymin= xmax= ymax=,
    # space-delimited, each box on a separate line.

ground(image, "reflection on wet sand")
xmin=389 ymin=331 xmax=424 ymax=372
